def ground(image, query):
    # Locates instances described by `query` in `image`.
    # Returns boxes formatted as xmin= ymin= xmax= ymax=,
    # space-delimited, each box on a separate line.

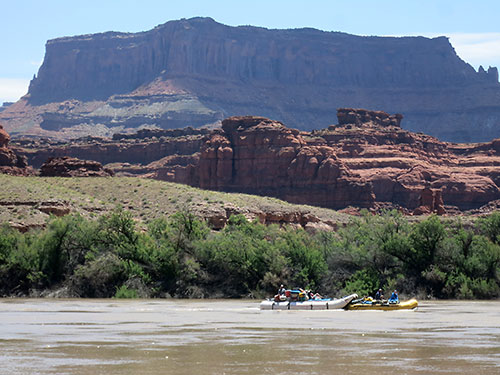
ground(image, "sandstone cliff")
xmin=194 ymin=116 xmax=375 ymax=209
xmin=13 ymin=108 xmax=500 ymax=211
xmin=13 ymin=127 xmax=207 ymax=168
xmin=1 ymin=17 xmax=500 ymax=142
xmin=39 ymin=156 xmax=114 ymax=177
xmin=0 ymin=125 xmax=32 ymax=175
xmin=176 ymin=112 xmax=500 ymax=211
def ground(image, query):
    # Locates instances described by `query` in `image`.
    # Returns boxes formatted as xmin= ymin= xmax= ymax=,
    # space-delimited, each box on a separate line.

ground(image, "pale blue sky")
xmin=2 ymin=0 xmax=500 ymax=104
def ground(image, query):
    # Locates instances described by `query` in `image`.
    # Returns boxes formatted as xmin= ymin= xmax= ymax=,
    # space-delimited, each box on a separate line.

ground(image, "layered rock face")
xmin=318 ymin=109 xmax=500 ymax=211
xmin=336 ymin=108 xmax=403 ymax=128
xmin=13 ymin=127 xmax=207 ymax=169
xmin=179 ymin=110 xmax=500 ymax=211
xmin=0 ymin=125 xmax=31 ymax=175
xmin=194 ymin=116 xmax=375 ymax=209
xmin=11 ymin=108 xmax=500 ymax=212
xmin=1 ymin=17 xmax=500 ymax=142
xmin=40 ymin=156 xmax=114 ymax=177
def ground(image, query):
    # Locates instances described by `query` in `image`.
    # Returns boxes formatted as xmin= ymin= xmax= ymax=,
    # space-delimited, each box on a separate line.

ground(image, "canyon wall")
xmin=0 ymin=125 xmax=31 ymax=175
xmin=14 ymin=128 xmax=207 ymax=169
xmin=194 ymin=116 xmax=375 ymax=209
xmin=1 ymin=18 xmax=500 ymax=142
xmin=16 ymin=109 xmax=500 ymax=212
xmin=180 ymin=112 xmax=500 ymax=211
xmin=29 ymin=18 xmax=496 ymax=101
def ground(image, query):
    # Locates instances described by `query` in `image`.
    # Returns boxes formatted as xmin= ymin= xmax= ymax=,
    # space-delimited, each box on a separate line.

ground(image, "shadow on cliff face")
xmin=10 ymin=108 xmax=500 ymax=213
xmin=13 ymin=17 xmax=500 ymax=143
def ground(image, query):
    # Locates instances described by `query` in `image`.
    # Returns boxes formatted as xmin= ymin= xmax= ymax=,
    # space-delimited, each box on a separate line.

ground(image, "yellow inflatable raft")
xmin=345 ymin=298 xmax=418 ymax=311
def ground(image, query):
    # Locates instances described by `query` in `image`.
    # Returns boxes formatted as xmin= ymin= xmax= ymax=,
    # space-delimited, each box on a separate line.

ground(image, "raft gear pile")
xmin=260 ymin=288 xmax=418 ymax=311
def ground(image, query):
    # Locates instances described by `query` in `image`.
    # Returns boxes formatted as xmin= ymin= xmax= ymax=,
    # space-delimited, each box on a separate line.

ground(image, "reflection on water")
xmin=0 ymin=299 xmax=499 ymax=374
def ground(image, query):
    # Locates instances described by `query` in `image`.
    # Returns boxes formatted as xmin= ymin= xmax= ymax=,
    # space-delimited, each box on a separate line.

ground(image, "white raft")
xmin=260 ymin=293 xmax=358 ymax=310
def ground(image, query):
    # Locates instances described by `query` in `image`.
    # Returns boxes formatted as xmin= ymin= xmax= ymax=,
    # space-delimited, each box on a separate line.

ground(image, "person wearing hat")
xmin=278 ymin=284 xmax=286 ymax=296
xmin=273 ymin=284 xmax=288 ymax=302
xmin=374 ymin=288 xmax=384 ymax=301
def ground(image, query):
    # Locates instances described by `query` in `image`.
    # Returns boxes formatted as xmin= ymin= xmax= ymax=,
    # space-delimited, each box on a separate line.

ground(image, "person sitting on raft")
xmin=307 ymin=290 xmax=323 ymax=300
xmin=273 ymin=284 xmax=288 ymax=302
xmin=388 ymin=290 xmax=399 ymax=304
xmin=278 ymin=284 xmax=286 ymax=296
xmin=374 ymin=289 xmax=384 ymax=300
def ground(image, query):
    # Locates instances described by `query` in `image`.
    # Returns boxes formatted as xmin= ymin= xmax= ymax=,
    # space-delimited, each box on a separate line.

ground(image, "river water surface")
xmin=0 ymin=299 xmax=499 ymax=374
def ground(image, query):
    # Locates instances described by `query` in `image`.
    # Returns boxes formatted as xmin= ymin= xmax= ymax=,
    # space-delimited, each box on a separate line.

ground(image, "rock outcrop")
xmin=0 ymin=124 xmax=31 ymax=175
xmin=11 ymin=108 xmax=500 ymax=212
xmin=0 ymin=102 xmax=13 ymax=114
xmin=199 ymin=202 xmax=335 ymax=232
xmin=413 ymin=186 xmax=446 ymax=215
xmin=193 ymin=116 xmax=375 ymax=209
xmin=1 ymin=17 xmax=500 ymax=142
xmin=13 ymin=129 xmax=206 ymax=169
xmin=172 ymin=111 xmax=500 ymax=212
xmin=39 ymin=156 xmax=114 ymax=177
xmin=336 ymin=108 xmax=403 ymax=128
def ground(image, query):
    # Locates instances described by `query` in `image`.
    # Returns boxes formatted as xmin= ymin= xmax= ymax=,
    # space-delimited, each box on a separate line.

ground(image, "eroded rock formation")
xmin=199 ymin=202 xmax=335 ymax=232
xmin=11 ymin=108 xmax=500 ymax=213
xmin=336 ymin=108 xmax=403 ymax=128
xmin=40 ymin=156 xmax=114 ymax=177
xmin=13 ymin=129 xmax=206 ymax=169
xmin=172 ymin=110 xmax=500 ymax=212
xmin=413 ymin=186 xmax=446 ymax=215
xmin=0 ymin=124 xmax=31 ymax=175
xmin=1 ymin=18 xmax=500 ymax=142
xmin=193 ymin=116 xmax=375 ymax=209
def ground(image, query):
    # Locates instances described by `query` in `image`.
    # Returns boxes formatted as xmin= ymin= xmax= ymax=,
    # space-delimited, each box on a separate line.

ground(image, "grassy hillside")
xmin=0 ymin=175 xmax=351 ymax=229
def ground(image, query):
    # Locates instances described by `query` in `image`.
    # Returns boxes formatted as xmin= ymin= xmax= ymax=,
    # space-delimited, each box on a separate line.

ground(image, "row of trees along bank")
xmin=0 ymin=209 xmax=499 ymax=299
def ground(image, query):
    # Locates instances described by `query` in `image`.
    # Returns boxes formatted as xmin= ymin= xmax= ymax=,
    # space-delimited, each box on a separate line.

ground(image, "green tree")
xmin=479 ymin=212 xmax=500 ymax=245
xmin=408 ymin=215 xmax=445 ymax=278
xmin=277 ymin=229 xmax=327 ymax=290
xmin=194 ymin=215 xmax=283 ymax=297
xmin=0 ymin=226 xmax=41 ymax=293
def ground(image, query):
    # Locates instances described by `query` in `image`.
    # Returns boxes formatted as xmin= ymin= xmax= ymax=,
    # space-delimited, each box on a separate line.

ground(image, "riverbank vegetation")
xmin=1 ymin=209 xmax=499 ymax=299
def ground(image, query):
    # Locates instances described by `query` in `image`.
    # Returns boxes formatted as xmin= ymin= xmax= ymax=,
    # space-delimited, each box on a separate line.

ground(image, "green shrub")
xmin=463 ymin=236 xmax=500 ymax=280
xmin=0 ymin=227 xmax=42 ymax=293
xmin=479 ymin=212 xmax=500 ymax=244
xmin=278 ymin=230 xmax=326 ymax=290
xmin=343 ymin=269 xmax=379 ymax=297
xmin=0 ymin=208 xmax=498 ymax=299
xmin=114 ymin=285 xmax=138 ymax=299
xmin=408 ymin=215 xmax=445 ymax=277
xmin=71 ymin=253 xmax=127 ymax=298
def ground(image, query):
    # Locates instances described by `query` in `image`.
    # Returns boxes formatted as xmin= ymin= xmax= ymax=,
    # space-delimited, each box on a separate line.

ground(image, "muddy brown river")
xmin=0 ymin=299 xmax=499 ymax=374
